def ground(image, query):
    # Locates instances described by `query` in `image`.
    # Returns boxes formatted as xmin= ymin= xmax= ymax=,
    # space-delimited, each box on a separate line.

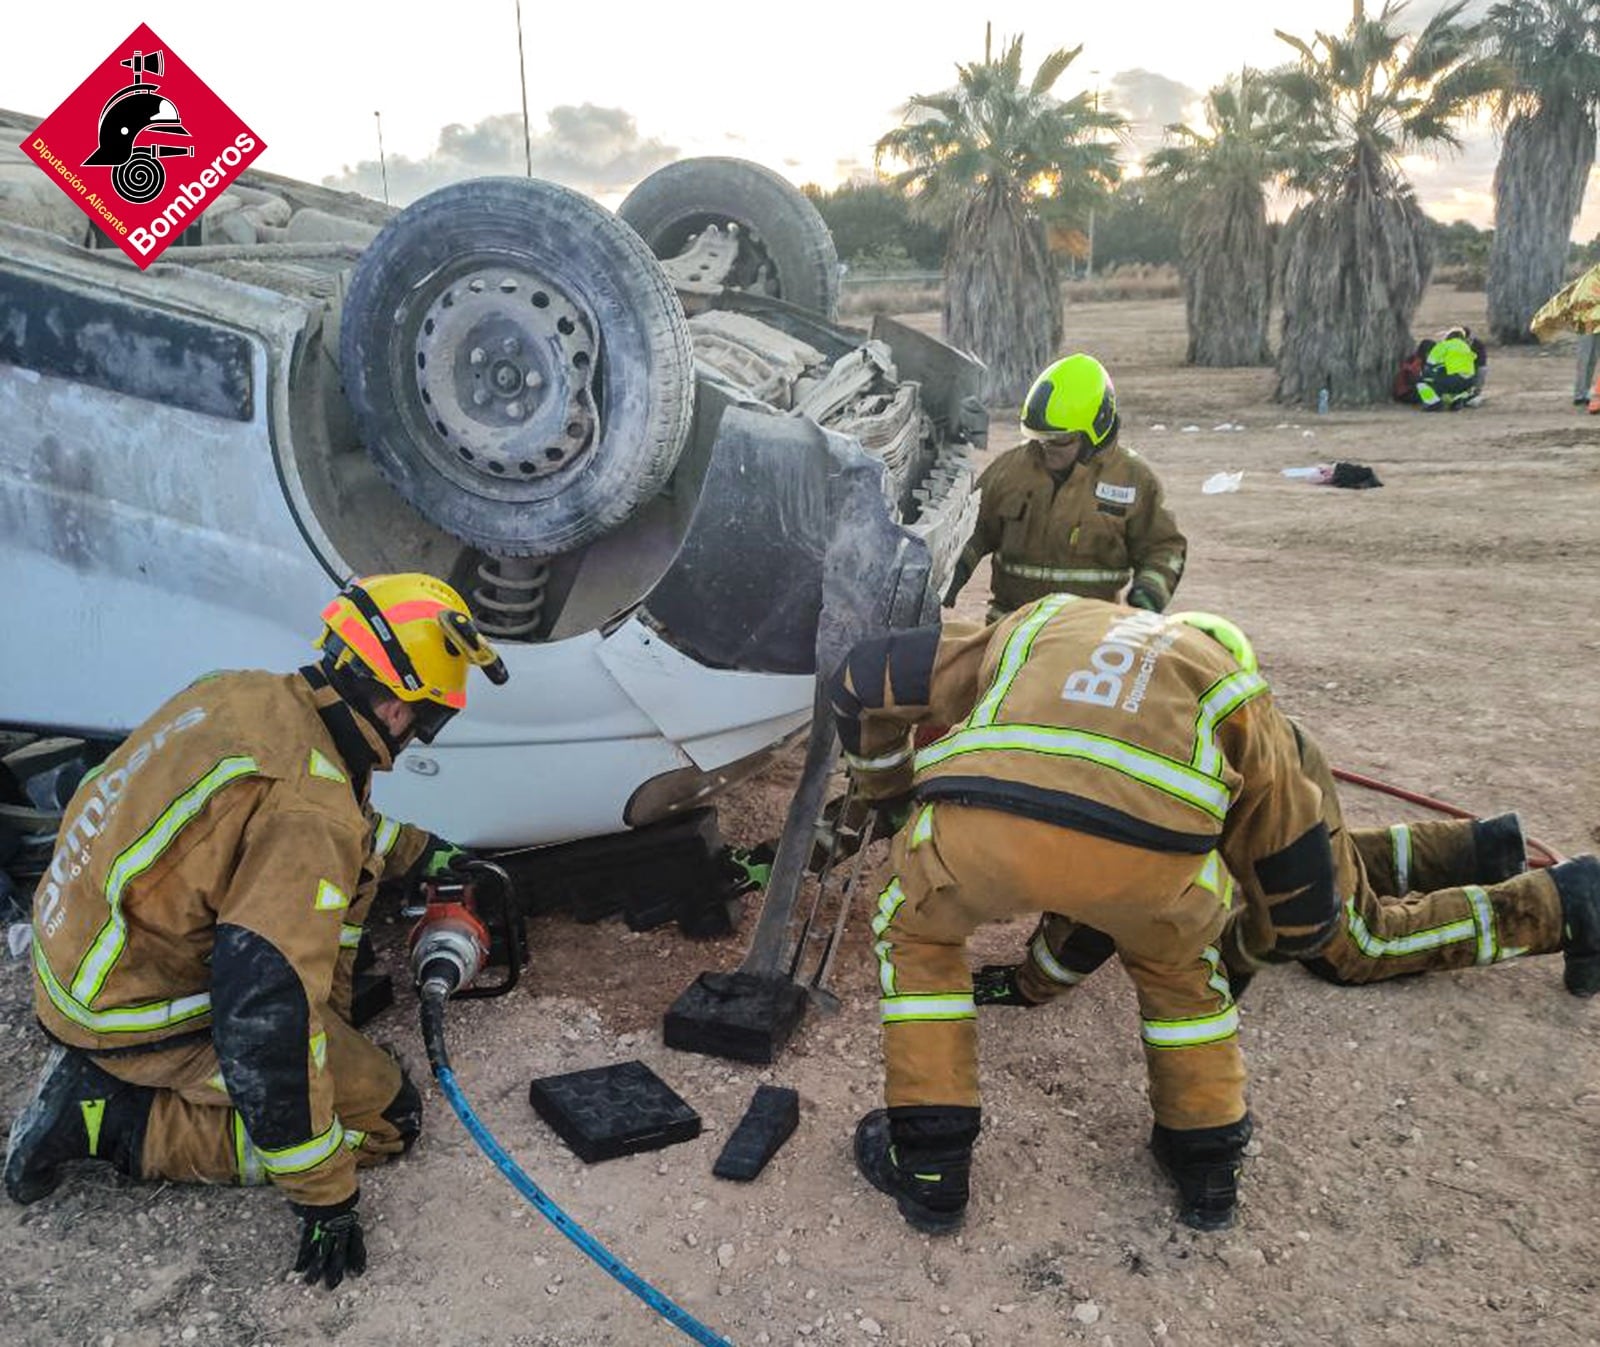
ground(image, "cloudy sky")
xmin=9 ymin=0 xmax=1599 ymax=236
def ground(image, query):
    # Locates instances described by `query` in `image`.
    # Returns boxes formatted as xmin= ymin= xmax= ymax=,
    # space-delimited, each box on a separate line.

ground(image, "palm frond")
xmin=1029 ymin=44 xmax=1081 ymax=95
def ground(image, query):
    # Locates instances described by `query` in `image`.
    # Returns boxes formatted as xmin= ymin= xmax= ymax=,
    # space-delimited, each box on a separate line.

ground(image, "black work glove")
xmin=291 ymin=1195 xmax=367 ymax=1290
xmin=1125 ymin=581 xmax=1165 ymax=613
xmin=809 ymin=792 xmax=913 ymax=872
xmin=399 ymin=835 xmax=480 ymax=917
xmin=871 ymin=792 xmax=915 ymax=835
xmin=942 ymin=561 xmax=974 ymax=609
xmin=418 ymin=834 xmax=475 ymax=879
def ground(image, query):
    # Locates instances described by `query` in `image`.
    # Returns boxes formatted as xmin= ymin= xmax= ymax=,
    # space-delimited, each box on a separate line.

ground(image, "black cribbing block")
xmin=529 ymin=1060 xmax=701 ymax=1164
xmin=349 ymin=970 xmax=394 ymax=1028
xmin=663 ymin=971 xmax=808 ymax=1065
xmin=712 ymin=1085 xmax=800 ymax=1181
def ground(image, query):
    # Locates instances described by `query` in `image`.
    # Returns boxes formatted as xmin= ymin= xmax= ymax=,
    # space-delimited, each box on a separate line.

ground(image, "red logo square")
xmin=21 ymin=22 xmax=266 ymax=268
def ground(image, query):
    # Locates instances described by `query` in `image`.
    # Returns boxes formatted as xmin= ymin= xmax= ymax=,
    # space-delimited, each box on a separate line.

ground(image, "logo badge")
xmin=21 ymin=23 xmax=265 ymax=268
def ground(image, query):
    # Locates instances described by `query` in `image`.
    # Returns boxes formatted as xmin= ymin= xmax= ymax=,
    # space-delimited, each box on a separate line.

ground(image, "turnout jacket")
xmin=31 ymin=668 xmax=428 ymax=1204
xmin=952 ymin=440 xmax=1187 ymax=613
xmin=828 ymin=597 xmax=1338 ymax=956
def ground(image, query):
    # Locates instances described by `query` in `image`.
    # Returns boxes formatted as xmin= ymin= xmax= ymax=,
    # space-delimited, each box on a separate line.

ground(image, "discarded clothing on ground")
xmin=1281 ymin=463 xmax=1383 ymax=489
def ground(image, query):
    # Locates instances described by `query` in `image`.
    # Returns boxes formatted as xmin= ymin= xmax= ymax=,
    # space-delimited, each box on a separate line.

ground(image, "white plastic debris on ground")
xmin=1201 ymin=471 xmax=1244 ymax=494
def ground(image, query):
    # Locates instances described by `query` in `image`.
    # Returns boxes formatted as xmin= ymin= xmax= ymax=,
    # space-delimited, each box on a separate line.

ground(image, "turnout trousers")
xmin=1311 ymin=821 xmax=1564 ymax=982
xmin=1017 ymin=818 xmax=1564 ymax=993
xmin=95 ymin=1009 xmax=412 ymax=1187
xmin=874 ymin=802 xmax=1246 ymax=1133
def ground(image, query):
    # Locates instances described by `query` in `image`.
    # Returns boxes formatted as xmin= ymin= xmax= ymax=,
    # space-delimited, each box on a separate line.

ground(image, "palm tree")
xmin=1145 ymin=70 xmax=1289 ymax=367
xmin=1271 ymin=2 xmax=1499 ymax=406
xmin=1485 ymin=1 xmax=1600 ymax=344
xmin=876 ymin=32 xmax=1123 ymax=402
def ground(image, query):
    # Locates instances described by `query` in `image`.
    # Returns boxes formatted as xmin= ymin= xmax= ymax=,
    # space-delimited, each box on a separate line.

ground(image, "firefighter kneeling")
xmin=828 ymin=598 xmax=1346 ymax=1233
xmin=5 ymin=574 xmax=507 ymax=1289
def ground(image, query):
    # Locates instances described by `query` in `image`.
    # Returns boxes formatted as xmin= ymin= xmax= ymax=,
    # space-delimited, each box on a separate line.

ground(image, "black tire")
xmin=619 ymin=158 xmax=840 ymax=319
xmin=341 ymin=177 xmax=694 ymax=558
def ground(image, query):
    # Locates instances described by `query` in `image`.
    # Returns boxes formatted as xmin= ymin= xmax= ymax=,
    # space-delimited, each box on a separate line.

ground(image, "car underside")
xmin=0 ymin=115 xmax=983 ymax=859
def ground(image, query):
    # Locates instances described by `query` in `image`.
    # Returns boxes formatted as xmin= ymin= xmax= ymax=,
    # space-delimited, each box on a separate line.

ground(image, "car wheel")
xmin=341 ymin=176 xmax=694 ymax=558
xmin=619 ymin=158 xmax=840 ymax=319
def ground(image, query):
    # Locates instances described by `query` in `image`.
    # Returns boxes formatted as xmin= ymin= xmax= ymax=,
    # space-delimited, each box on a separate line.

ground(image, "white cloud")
xmin=321 ymin=105 xmax=678 ymax=205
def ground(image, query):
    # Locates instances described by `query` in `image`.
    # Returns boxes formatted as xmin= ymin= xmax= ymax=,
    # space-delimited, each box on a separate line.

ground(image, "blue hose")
xmin=422 ymin=991 xmax=731 ymax=1346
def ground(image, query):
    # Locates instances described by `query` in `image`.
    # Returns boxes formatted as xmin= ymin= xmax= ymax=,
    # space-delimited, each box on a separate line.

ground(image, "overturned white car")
xmin=0 ymin=125 xmax=982 ymax=851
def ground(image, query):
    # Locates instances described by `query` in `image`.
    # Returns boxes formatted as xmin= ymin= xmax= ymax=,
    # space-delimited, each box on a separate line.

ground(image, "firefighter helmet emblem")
xmin=83 ymin=49 xmax=194 ymax=205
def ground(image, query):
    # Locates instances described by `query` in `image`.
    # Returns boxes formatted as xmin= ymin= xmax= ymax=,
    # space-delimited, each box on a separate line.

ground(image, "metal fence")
xmin=838 ymin=271 xmax=943 ymax=288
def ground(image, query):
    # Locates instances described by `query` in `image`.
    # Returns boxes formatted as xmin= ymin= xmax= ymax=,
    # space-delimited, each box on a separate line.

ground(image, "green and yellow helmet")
xmin=1021 ymin=353 xmax=1118 ymax=446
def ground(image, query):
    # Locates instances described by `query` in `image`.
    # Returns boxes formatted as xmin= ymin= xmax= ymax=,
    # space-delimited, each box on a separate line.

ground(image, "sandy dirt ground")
xmin=2 ymin=288 xmax=1598 ymax=1347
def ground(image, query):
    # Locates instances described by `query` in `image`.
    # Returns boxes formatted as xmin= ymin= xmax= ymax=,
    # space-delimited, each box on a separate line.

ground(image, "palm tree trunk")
xmin=1275 ymin=155 xmax=1433 ymax=406
xmin=1181 ymin=181 xmax=1273 ymax=366
xmin=1487 ymin=104 xmax=1597 ymax=344
xmin=943 ymin=179 xmax=1062 ymax=403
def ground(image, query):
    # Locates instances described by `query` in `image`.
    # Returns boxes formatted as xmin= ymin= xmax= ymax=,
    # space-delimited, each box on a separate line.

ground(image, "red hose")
xmin=1332 ymin=767 xmax=1565 ymax=869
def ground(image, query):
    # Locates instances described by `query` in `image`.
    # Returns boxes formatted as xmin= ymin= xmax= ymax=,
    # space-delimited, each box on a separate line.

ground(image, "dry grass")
xmin=1434 ymin=263 xmax=1488 ymax=292
xmin=840 ymin=264 xmax=1183 ymax=324
xmin=1064 ymin=264 xmax=1183 ymax=304
xmin=839 ymin=281 xmax=942 ymax=319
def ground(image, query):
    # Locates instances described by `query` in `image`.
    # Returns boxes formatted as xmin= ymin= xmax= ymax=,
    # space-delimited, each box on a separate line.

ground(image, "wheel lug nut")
xmin=469 ymin=347 xmax=486 ymax=367
xmin=473 ymin=389 xmax=491 ymax=407
xmin=506 ymin=401 xmax=524 ymax=420
xmin=501 ymin=337 xmax=521 ymax=356
xmin=524 ymin=370 xmax=544 ymax=392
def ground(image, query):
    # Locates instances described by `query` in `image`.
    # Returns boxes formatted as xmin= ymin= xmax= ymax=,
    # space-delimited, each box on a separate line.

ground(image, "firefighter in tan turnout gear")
xmin=828 ymin=596 xmax=1343 ymax=1234
xmin=976 ymin=638 xmax=1600 ymax=1009
xmin=5 ymin=574 xmax=507 ymax=1289
xmin=944 ymin=354 xmax=1187 ymax=620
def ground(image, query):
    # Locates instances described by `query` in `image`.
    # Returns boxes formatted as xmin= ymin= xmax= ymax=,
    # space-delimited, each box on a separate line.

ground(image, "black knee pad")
xmin=1300 ymin=955 xmax=1356 ymax=986
xmin=382 ymin=1072 xmax=424 ymax=1152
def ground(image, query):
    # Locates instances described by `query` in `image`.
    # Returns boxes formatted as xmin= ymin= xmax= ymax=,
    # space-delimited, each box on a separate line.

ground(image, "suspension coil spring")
xmin=472 ymin=557 xmax=549 ymax=639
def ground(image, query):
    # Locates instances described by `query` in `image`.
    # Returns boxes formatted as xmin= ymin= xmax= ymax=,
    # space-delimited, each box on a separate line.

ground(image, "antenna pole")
xmin=516 ymin=0 xmax=534 ymax=177
xmin=373 ymin=110 xmax=390 ymax=205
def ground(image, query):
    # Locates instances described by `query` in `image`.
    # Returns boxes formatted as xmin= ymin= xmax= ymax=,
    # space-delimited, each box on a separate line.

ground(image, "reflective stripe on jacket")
xmin=828 ymin=598 xmax=1338 ymax=955
xmin=32 ymin=670 xmax=422 ymax=1204
xmin=957 ymin=441 xmax=1186 ymax=613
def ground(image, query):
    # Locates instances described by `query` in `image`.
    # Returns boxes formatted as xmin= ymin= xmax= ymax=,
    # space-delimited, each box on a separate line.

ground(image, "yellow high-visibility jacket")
xmin=32 ymin=667 xmax=427 ymax=1204
xmin=828 ymin=598 xmax=1337 ymax=958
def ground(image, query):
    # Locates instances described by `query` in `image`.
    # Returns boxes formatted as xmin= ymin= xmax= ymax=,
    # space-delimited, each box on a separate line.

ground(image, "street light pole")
xmin=373 ymin=110 xmax=389 ymax=206
xmin=1086 ymin=71 xmax=1100 ymax=282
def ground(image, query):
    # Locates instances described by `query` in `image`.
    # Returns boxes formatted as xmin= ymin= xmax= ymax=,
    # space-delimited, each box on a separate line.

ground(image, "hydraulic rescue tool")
xmin=410 ymin=859 xmax=729 ymax=1347
xmin=665 ymin=516 xmax=931 ymax=1064
xmin=406 ymin=861 xmax=524 ymax=999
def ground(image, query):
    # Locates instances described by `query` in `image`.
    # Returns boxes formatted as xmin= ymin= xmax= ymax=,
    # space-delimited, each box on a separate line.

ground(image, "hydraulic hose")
xmin=418 ymin=983 xmax=731 ymax=1347
xmin=1331 ymin=767 xmax=1566 ymax=868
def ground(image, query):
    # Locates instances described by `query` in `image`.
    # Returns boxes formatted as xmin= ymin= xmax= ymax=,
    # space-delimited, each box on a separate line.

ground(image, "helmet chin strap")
xmin=321 ymin=655 xmax=408 ymax=766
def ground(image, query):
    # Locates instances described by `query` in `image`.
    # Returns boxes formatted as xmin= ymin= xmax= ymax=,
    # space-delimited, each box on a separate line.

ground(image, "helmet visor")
xmin=410 ymin=700 xmax=458 ymax=746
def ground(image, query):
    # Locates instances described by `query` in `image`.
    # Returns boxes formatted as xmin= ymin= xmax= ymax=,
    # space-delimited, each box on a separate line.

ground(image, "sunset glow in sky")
xmin=9 ymin=1 xmax=1596 ymax=238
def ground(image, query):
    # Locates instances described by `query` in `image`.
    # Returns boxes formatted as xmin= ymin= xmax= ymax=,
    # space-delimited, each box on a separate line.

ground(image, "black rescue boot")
xmin=971 ymin=964 xmax=1039 ymax=1008
xmin=1150 ymin=1114 xmax=1253 ymax=1232
xmin=1553 ymin=856 xmax=1600 ymax=997
xmin=5 ymin=1046 xmax=152 ymax=1204
xmin=1472 ymin=813 xmax=1527 ymax=884
xmin=853 ymin=1108 xmax=976 ymax=1235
